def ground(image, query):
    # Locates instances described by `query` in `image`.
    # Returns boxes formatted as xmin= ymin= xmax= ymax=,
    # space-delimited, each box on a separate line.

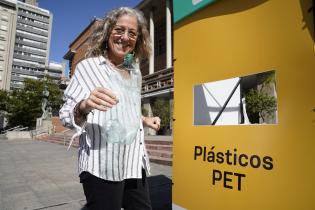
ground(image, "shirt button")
xmin=140 ymin=142 xmax=143 ymax=145
xmin=140 ymin=129 xmax=142 ymax=131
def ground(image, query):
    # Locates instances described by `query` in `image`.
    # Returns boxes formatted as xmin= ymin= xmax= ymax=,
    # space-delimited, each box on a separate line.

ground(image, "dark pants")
xmin=81 ymin=169 xmax=152 ymax=210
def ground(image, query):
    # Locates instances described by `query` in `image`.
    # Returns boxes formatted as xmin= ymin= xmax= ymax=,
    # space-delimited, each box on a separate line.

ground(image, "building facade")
xmin=0 ymin=0 xmax=17 ymax=90
xmin=136 ymin=0 xmax=173 ymax=135
xmin=44 ymin=61 xmax=65 ymax=84
xmin=63 ymin=18 xmax=102 ymax=78
xmin=10 ymin=0 xmax=52 ymax=89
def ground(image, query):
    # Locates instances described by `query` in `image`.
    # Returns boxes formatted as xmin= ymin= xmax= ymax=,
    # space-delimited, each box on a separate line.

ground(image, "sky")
xmin=39 ymin=0 xmax=141 ymax=76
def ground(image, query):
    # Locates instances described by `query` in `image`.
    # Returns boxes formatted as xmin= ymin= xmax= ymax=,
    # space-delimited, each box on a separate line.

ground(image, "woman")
xmin=59 ymin=7 xmax=160 ymax=210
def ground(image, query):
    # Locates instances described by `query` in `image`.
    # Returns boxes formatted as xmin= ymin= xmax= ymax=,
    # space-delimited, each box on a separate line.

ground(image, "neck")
xmin=107 ymin=54 xmax=123 ymax=66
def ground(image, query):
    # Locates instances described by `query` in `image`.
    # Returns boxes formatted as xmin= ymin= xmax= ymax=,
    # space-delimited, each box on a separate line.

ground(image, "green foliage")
xmin=151 ymin=99 xmax=170 ymax=130
xmin=245 ymin=89 xmax=277 ymax=123
xmin=262 ymin=71 xmax=275 ymax=86
xmin=0 ymin=89 xmax=9 ymax=112
xmin=141 ymin=105 xmax=149 ymax=117
xmin=4 ymin=79 xmax=63 ymax=129
xmin=46 ymin=81 xmax=63 ymax=115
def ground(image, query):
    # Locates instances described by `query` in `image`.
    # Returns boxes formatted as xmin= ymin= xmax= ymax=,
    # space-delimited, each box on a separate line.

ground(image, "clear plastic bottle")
xmin=101 ymin=63 xmax=142 ymax=145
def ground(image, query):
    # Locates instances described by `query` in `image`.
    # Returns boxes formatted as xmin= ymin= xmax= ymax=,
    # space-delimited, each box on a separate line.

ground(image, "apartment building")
xmin=0 ymin=0 xmax=17 ymax=90
xmin=44 ymin=61 xmax=65 ymax=84
xmin=10 ymin=0 xmax=52 ymax=89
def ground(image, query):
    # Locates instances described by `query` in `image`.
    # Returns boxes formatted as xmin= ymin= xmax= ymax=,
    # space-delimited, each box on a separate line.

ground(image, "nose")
xmin=120 ymin=31 xmax=130 ymax=41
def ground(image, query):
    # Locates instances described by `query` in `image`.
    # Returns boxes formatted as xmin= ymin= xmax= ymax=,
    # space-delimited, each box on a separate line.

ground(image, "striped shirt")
xmin=59 ymin=56 xmax=150 ymax=181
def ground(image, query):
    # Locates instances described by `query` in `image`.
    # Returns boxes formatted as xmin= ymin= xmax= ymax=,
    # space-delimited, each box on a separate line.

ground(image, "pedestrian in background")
xmin=59 ymin=7 xmax=160 ymax=210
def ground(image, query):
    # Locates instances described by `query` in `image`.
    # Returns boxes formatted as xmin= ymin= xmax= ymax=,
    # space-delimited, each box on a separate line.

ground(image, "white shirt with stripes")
xmin=59 ymin=56 xmax=150 ymax=181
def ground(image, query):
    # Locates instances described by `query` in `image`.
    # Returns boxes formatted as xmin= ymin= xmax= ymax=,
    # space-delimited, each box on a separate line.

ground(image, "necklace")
xmin=106 ymin=53 xmax=135 ymax=78
xmin=105 ymin=58 xmax=131 ymax=79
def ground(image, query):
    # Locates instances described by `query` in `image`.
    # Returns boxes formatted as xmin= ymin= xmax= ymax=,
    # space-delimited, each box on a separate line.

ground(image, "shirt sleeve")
xmin=59 ymin=68 xmax=90 ymax=149
xmin=59 ymin=74 xmax=88 ymax=128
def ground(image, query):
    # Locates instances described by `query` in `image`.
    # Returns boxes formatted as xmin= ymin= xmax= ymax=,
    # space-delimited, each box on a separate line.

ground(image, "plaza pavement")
xmin=0 ymin=138 xmax=172 ymax=210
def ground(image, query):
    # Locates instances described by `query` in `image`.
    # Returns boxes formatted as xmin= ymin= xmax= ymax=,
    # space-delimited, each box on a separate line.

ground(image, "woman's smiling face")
xmin=107 ymin=14 xmax=138 ymax=65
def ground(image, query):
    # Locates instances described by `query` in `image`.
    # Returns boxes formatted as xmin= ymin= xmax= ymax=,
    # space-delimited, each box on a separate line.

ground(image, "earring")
xmin=123 ymin=52 xmax=134 ymax=68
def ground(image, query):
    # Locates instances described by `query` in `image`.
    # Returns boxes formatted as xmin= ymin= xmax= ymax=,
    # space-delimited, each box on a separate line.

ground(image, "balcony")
xmin=11 ymin=75 xmax=25 ymax=82
xmin=18 ymin=10 xmax=50 ymax=24
xmin=13 ymin=54 xmax=46 ymax=64
xmin=142 ymin=67 xmax=173 ymax=94
xmin=47 ymin=72 xmax=61 ymax=79
xmin=15 ymin=39 xmax=47 ymax=50
xmin=13 ymin=60 xmax=45 ymax=69
xmin=12 ymin=67 xmax=45 ymax=77
xmin=16 ymin=24 xmax=48 ymax=37
xmin=14 ymin=46 xmax=46 ymax=57
xmin=16 ymin=32 xmax=47 ymax=44
xmin=18 ymin=18 xmax=49 ymax=30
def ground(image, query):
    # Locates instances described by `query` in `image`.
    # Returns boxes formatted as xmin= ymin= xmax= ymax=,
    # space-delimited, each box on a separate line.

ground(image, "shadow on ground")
xmin=148 ymin=175 xmax=172 ymax=210
xmin=79 ymin=175 xmax=172 ymax=210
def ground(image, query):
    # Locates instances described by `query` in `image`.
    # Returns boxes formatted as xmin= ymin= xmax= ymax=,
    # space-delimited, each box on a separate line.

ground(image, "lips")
xmin=114 ymin=41 xmax=131 ymax=51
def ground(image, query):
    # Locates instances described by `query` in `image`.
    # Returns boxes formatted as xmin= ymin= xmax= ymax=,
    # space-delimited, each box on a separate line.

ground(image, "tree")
xmin=151 ymin=99 xmax=170 ymax=133
xmin=141 ymin=105 xmax=149 ymax=117
xmin=0 ymin=89 xmax=9 ymax=112
xmin=245 ymin=89 xmax=277 ymax=123
xmin=6 ymin=79 xmax=63 ymax=129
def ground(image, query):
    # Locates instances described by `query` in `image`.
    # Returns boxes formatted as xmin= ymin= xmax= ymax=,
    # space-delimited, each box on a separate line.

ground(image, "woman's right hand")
xmin=79 ymin=87 xmax=119 ymax=114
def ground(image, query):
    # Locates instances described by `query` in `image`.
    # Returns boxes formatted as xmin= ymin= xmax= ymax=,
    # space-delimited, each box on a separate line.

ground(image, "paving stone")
xmin=0 ymin=138 xmax=172 ymax=210
xmin=2 ymin=191 xmax=42 ymax=210
xmin=37 ymin=193 xmax=73 ymax=207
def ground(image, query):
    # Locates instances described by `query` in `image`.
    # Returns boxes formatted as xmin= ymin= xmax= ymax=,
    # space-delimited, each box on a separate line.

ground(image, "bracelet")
xmin=74 ymin=100 xmax=89 ymax=120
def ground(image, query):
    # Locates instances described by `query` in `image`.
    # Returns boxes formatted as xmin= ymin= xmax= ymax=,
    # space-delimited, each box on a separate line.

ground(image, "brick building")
xmin=63 ymin=18 xmax=102 ymax=78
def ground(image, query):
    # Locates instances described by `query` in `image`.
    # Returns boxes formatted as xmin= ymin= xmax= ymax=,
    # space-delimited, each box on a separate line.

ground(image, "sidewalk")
xmin=0 ymin=138 xmax=172 ymax=210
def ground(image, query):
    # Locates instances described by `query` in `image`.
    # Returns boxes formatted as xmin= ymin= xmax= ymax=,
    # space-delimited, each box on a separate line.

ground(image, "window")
xmin=193 ymin=70 xmax=278 ymax=125
xmin=154 ymin=20 xmax=166 ymax=56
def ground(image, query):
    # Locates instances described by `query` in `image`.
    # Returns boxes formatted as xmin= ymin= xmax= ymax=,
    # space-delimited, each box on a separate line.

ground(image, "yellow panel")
xmin=173 ymin=0 xmax=315 ymax=209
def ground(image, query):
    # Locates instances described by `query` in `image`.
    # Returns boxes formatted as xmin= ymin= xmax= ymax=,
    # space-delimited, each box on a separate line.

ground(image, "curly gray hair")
xmin=86 ymin=7 xmax=151 ymax=61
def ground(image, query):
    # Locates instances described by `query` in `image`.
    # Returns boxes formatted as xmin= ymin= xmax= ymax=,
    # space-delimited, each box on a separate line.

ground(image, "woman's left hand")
xmin=142 ymin=116 xmax=161 ymax=131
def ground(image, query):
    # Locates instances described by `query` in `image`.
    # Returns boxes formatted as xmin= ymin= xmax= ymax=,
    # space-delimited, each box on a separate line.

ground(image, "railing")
xmin=15 ymin=32 xmax=47 ymax=44
xmin=12 ymin=68 xmax=45 ymax=77
xmin=142 ymin=67 xmax=174 ymax=94
xmin=0 ymin=125 xmax=22 ymax=134
xmin=15 ymin=38 xmax=47 ymax=50
xmin=13 ymin=54 xmax=46 ymax=64
xmin=18 ymin=18 xmax=49 ymax=30
xmin=15 ymin=127 xmax=28 ymax=131
xmin=16 ymin=24 xmax=48 ymax=38
xmin=14 ymin=46 xmax=46 ymax=57
xmin=17 ymin=10 xmax=50 ymax=24
xmin=0 ymin=125 xmax=29 ymax=134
